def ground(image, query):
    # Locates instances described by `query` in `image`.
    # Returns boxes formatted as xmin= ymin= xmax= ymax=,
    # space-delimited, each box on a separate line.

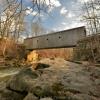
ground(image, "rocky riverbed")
xmin=0 ymin=58 xmax=100 ymax=100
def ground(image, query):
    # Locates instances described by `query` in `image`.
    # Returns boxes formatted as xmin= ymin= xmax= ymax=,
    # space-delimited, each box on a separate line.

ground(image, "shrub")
xmin=0 ymin=38 xmax=26 ymax=60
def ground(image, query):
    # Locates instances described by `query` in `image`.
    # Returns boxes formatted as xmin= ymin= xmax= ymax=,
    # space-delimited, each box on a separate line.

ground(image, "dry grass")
xmin=0 ymin=38 xmax=26 ymax=60
xmin=27 ymin=48 xmax=74 ymax=63
xmin=37 ymin=48 xmax=73 ymax=60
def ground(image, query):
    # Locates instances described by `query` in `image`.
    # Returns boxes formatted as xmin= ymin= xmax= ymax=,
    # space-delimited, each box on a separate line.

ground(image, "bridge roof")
xmin=25 ymin=26 xmax=85 ymax=40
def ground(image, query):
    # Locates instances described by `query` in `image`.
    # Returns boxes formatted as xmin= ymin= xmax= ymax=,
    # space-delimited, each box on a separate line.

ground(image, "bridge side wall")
xmin=24 ymin=27 xmax=86 ymax=50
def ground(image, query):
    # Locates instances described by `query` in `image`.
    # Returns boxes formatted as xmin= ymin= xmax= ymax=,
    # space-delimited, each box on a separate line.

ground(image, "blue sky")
xmin=0 ymin=0 xmax=92 ymax=35
xmin=23 ymin=0 xmax=85 ymax=33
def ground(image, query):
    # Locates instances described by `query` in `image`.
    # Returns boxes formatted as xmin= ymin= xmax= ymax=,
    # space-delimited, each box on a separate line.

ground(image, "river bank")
xmin=0 ymin=58 xmax=100 ymax=100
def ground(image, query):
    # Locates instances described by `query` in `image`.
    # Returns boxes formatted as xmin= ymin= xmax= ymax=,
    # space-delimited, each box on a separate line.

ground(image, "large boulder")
xmin=0 ymin=59 xmax=100 ymax=100
xmin=6 ymin=68 xmax=39 ymax=92
xmin=40 ymin=97 xmax=53 ymax=100
xmin=24 ymin=93 xmax=38 ymax=100
xmin=0 ymin=89 xmax=25 ymax=100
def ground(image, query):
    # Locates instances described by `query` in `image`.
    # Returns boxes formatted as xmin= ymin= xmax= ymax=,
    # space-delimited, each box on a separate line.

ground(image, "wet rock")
xmin=32 ymin=86 xmax=46 ymax=97
xmin=34 ymin=63 xmax=50 ymax=70
xmin=54 ymin=96 xmax=81 ymax=100
xmin=0 ymin=89 xmax=25 ymax=100
xmin=40 ymin=97 xmax=53 ymax=100
xmin=24 ymin=93 xmax=38 ymax=100
xmin=6 ymin=68 xmax=38 ymax=92
xmin=0 ymin=59 xmax=100 ymax=100
xmin=7 ymin=66 xmax=100 ymax=99
xmin=95 ymin=79 xmax=100 ymax=85
xmin=73 ymin=94 xmax=98 ymax=100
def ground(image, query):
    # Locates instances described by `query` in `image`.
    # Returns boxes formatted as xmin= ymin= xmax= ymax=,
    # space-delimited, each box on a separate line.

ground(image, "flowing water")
xmin=0 ymin=67 xmax=22 ymax=82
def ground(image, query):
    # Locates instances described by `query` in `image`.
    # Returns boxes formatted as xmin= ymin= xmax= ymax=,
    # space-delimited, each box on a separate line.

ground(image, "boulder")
xmin=0 ymin=89 xmax=25 ymax=100
xmin=40 ymin=97 xmax=53 ymax=100
xmin=0 ymin=59 xmax=100 ymax=100
xmin=34 ymin=63 xmax=50 ymax=70
xmin=24 ymin=93 xmax=38 ymax=100
xmin=6 ymin=68 xmax=39 ymax=92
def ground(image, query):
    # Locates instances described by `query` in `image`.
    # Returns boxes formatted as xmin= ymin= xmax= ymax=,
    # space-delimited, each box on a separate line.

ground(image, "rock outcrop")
xmin=0 ymin=58 xmax=100 ymax=100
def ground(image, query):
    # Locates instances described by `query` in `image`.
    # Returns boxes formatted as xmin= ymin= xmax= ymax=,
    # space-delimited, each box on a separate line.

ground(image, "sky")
xmin=0 ymin=0 xmax=94 ymax=35
xmin=24 ymin=0 xmax=86 ymax=33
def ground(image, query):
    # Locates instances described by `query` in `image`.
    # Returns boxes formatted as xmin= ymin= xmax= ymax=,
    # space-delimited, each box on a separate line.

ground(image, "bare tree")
xmin=81 ymin=0 xmax=100 ymax=62
xmin=82 ymin=0 xmax=100 ymax=34
xmin=31 ymin=20 xmax=45 ymax=36
xmin=0 ymin=0 xmax=51 ymax=40
xmin=0 ymin=0 xmax=51 ymax=58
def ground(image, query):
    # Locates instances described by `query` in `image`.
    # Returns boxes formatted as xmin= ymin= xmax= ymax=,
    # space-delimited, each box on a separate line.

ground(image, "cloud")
xmin=26 ymin=7 xmax=39 ymax=16
xmin=61 ymin=22 xmax=67 ymax=25
xmin=31 ymin=11 xmax=38 ymax=16
xmin=26 ymin=0 xmax=61 ymax=15
xmin=26 ymin=7 xmax=33 ymax=15
xmin=66 ymin=22 xmax=84 ymax=29
xmin=60 ymin=7 xmax=75 ymax=18
xmin=55 ymin=21 xmax=84 ymax=32
xmin=47 ymin=0 xmax=61 ymax=12
xmin=60 ymin=7 xmax=68 ymax=15
xmin=46 ymin=0 xmax=61 ymax=7
xmin=48 ymin=6 xmax=54 ymax=12
xmin=67 ymin=12 xmax=75 ymax=18
xmin=52 ymin=22 xmax=83 ymax=32
xmin=61 ymin=10 xmax=75 ymax=18
xmin=77 ymin=0 xmax=94 ymax=3
xmin=25 ymin=0 xmax=61 ymax=7
xmin=52 ymin=0 xmax=61 ymax=7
